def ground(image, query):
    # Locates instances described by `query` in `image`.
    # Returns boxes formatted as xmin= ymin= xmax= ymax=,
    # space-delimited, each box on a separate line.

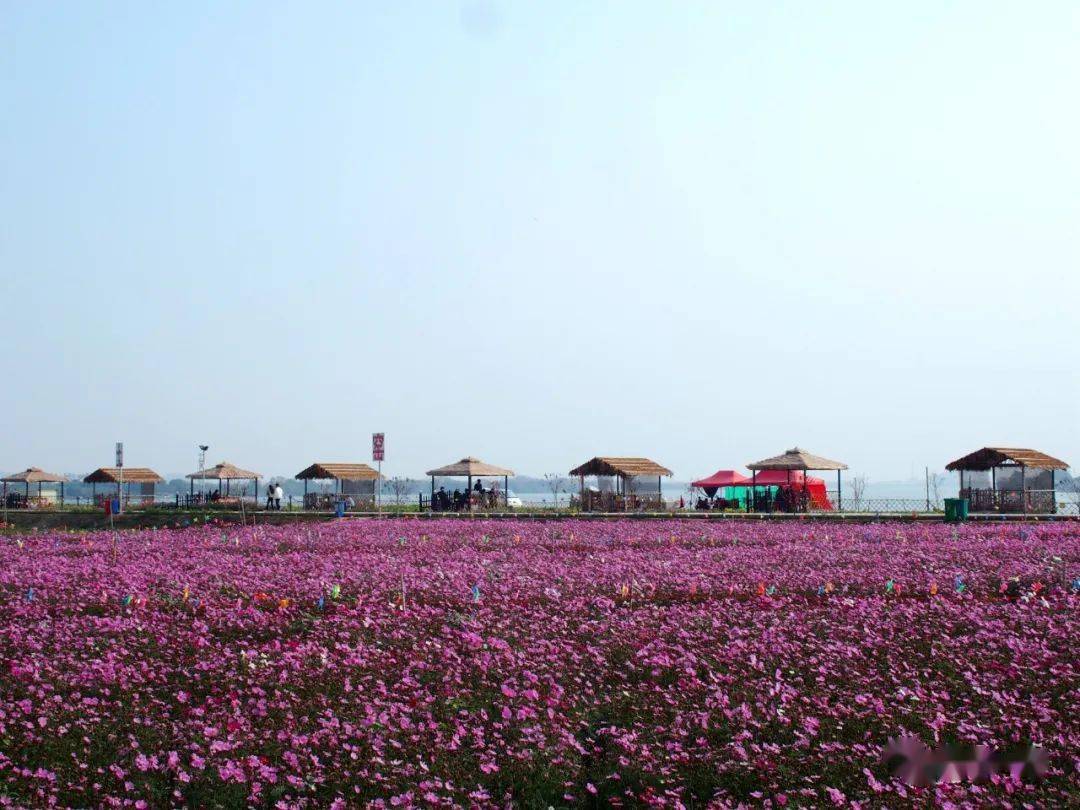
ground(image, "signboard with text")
xmin=115 ymin=442 xmax=124 ymax=468
xmin=372 ymin=433 xmax=385 ymax=462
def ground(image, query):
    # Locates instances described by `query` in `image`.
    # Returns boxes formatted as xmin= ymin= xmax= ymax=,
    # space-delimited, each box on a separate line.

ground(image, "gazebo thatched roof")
xmin=747 ymin=447 xmax=848 ymax=471
xmin=295 ymin=463 xmax=382 ymax=481
xmin=1 ymin=467 xmax=67 ymax=484
xmin=569 ymin=457 xmax=673 ymax=478
xmin=425 ymin=457 xmax=514 ymax=477
xmin=187 ymin=462 xmax=261 ymax=481
xmin=945 ymin=447 xmax=1068 ymax=472
xmin=84 ymin=467 xmax=164 ymax=484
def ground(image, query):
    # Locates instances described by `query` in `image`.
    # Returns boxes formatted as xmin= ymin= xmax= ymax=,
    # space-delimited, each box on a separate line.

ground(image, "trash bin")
xmin=334 ymin=500 xmax=346 ymax=518
xmin=944 ymin=498 xmax=969 ymax=522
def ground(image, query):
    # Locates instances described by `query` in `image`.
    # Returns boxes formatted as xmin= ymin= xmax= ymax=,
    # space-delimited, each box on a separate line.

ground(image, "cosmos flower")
xmin=0 ymin=519 xmax=1075 ymax=806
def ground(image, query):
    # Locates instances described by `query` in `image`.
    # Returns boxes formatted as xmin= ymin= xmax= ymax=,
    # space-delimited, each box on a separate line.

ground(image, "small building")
xmin=568 ymin=457 xmax=673 ymax=512
xmin=83 ymin=467 xmax=165 ymax=506
xmin=1 ymin=468 xmax=67 ymax=508
xmin=946 ymin=447 xmax=1068 ymax=514
xmin=424 ymin=457 xmax=514 ymax=511
xmin=295 ymin=463 xmax=381 ymax=510
xmin=746 ymin=447 xmax=847 ymax=512
xmin=186 ymin=462 xmax=261 ymax=504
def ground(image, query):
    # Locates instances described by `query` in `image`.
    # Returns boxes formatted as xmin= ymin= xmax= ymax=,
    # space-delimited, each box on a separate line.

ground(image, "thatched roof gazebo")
xmin=746 ymin=447 xmax=848 ymax=511
xmin=568 ymin=457 xmax=673 ymax=512
xmin=295 ymin=463 xmax=381 ymax=509
xmin=84 ymin=467 xmax=165 ymax=505
xmin=424 ymin=457 xmax=514 ymax=510
xmin=2 ymin=468 xmax=68 ymax=506
xmin=946 ymin=447 xmax=1068 ymax=513
xmin=186 ymin=462 xmax=261 ymax=499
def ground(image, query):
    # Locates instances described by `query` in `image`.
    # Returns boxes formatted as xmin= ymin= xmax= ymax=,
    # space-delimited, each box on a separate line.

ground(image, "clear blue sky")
xmin=2 ymin=2 xmax=1077 ymax=481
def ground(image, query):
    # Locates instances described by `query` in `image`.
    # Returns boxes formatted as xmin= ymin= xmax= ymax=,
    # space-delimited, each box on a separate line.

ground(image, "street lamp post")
xmin=197 ymin=445 xmax=209 ymax=502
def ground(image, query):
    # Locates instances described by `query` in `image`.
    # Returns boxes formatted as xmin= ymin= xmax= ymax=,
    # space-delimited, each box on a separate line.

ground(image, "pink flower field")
xmin=1 ymin=520 xmax=1077 ymax=808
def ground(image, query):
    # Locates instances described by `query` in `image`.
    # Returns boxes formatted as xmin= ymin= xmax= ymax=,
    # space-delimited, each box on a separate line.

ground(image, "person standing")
xmin=265 ymin=482 xmax=274 ymax=510
xmin=274 ymin=482 xmax=284 ymax=510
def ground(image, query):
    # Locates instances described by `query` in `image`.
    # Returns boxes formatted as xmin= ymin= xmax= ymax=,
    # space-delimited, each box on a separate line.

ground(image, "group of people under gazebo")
xmin=182 ymin=462 xmax=261 ymax=507
xmin=569 ymin=457 xmax=672 ymax=512
xmin=424 ymin=457 xmax=512 ymax=512
xmin=295 ymin=463 xmax=380 ymax=511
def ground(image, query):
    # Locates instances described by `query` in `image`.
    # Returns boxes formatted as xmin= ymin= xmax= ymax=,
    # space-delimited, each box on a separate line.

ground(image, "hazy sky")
xmin=2 ymin=2 xmax=1077 ymax=481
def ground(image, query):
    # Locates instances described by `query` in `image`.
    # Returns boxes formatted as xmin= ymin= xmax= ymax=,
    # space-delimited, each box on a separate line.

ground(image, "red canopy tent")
xmin=691 ymin=470 xmax=750 ymax=497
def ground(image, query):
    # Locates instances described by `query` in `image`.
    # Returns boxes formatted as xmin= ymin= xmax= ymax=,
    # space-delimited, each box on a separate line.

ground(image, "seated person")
xmin=776 ymin=487 xmax=791 ymax=512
